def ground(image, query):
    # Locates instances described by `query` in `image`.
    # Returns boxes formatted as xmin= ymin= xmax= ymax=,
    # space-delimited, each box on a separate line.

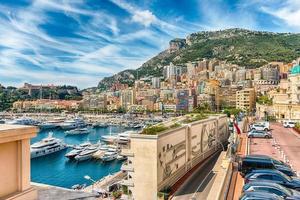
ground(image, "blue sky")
xmin=0 ymin=0 xmax=299 ymax=88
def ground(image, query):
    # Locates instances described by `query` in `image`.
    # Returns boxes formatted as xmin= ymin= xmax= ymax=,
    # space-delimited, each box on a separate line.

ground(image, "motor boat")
xmin=65 ymin=127 xmax=91 ymax=135
xmin=38 ymin=121 xmax=58 ymax=130
xmin=65 ymin=148 xmax=83 ymax=159
xmin=93 ymin=122 xmax=109 ymax=128
xmin=60 ymin=118 xmax=86 ymax=130
xmin=117 ymin=154 xmax=127 ymax=161
xmin=74 ymin=145 xmax=99 ymax=161
xmin=101 ymin=135 xmax=118 ymax=143
xmin=101 ymin=151 xmax=118 ymax=162
xmin=65 ymin=142 xmax=92 ymax=159
xmin=31 ymin=132 xmax=67 ymax=158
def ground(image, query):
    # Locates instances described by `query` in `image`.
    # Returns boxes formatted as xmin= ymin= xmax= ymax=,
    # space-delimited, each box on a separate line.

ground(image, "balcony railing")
xmin=120 ymin=179 xmax=134 ymax=187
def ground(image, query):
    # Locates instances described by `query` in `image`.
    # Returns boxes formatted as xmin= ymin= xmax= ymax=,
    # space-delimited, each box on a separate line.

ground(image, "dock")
xmin=83 ymin=171 xmax=126 ymax=193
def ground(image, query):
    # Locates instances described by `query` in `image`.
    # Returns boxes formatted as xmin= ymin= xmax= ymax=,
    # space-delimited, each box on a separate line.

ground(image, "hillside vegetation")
xmin=98 ymin=28 xmax=300 ymax=89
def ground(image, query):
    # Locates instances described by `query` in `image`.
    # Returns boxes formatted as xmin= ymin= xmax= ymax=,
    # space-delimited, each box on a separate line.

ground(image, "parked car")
xmin=245 ymin=170 xmax=300 ymax=191
xmin=247 ymin=154 xmax=291 ymax=168
xmin=240 ymin=191 xmax=284 ymax=200
xmin=250 ymin=122 xmax=270 ymax=131
xmin=243 ymin=181 xmax=300 ymax=199
xmin=283 ymin=121 xmax=296 ymax=128
xmin=247 ymin=130 xmax=272 ymax=138
xmin=239 ymin=156 xmax=296 ymax=177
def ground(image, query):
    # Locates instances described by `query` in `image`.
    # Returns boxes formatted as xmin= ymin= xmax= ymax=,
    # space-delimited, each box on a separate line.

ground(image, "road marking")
xmin=190 ymin=170 xmax=213 ymax=200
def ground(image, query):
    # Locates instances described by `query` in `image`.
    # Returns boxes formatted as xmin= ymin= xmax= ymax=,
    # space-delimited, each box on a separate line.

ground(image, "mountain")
xmin=98 ymin=28 xmax=300 ymax=90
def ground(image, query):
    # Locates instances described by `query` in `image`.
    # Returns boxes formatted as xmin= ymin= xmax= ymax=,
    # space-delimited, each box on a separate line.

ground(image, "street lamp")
xmin=84 ymin=175 xmax=97 ymax=192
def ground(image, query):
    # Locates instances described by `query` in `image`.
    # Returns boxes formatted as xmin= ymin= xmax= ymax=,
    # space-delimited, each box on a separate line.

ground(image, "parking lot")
xmin=233 ymin=121 xmax=300 ymax=199
xmin=250 ymin=123 xmax=300 ymax=175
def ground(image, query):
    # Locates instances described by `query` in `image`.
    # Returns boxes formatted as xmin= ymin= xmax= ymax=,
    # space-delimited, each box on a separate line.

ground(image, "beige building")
xmin=0 ymin=125 xmax=37 ymax=200
xmin=121 ymin=88 xmax=136 ymax=110
xmin=257 ymin=64 xmax=300 ymax=121
xmin=120 ymin=115 xmax=228 ymax=199
xmin=236 ymin=88 xmax=256 ymax=111
xmin=82 ymin=93 xmax=107 ymax=110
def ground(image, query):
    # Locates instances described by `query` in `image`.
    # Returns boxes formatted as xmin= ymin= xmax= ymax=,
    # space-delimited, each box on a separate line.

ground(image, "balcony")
xmin=121 ymin=163 xmax=134 ymax=172
xmin=120 ymin=179 xmax=134 ymax=187
xmin=0 ymin=125 xmax=38 ymax=200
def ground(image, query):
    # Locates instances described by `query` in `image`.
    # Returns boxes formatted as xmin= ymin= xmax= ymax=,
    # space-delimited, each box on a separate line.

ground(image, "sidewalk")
xmin=226 ymin=133 xmax=247 ymax=200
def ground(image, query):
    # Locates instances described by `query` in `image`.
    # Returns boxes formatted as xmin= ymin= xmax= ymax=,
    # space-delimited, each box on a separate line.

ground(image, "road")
xmin=172 ymin=151 xmax=221 ymax=200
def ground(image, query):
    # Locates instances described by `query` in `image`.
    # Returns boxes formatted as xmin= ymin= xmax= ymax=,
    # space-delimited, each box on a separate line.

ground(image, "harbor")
xmin=29 ymin=123 xmax=135 ymax=189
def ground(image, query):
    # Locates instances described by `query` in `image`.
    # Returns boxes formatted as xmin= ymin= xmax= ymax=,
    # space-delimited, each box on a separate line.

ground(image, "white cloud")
xmin=132 ymin=10 xmax=157 ymax=27
xmin=260 ymin=0 xmax=300 ymax=30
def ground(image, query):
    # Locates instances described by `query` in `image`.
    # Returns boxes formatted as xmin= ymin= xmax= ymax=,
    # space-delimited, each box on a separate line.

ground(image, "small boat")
xmin=74 ymin=145 xmax=99 ymax=161
xmin=117 ymin=154 xmax=127 ymax=161
xmin=31 ymin=132 xmax=67 ymax=158
xmin=65 ymin=128 xmax=91 ymax=135
xmin=101 ymin=152 xmax=117 ymax=162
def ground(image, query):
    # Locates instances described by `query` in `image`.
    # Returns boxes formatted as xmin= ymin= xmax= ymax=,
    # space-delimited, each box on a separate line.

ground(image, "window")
xmin=258 ymin=174 xmax=272 ymax=180
xmin=272 ymin=175 xmax=284 ymax=181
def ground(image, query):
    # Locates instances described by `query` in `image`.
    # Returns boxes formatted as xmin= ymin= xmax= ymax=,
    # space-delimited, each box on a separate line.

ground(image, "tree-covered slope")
xmin=98 ymin=28 xmax=300 ymax=89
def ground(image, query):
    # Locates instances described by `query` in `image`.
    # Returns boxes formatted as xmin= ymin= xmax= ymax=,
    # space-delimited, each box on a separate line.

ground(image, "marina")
xmin=30 ymin=124 xmax=134 ymax=189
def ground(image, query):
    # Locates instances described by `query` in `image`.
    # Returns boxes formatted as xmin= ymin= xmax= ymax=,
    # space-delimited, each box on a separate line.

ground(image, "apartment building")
xmin=236 ymin=88 xmax=256 ymax=111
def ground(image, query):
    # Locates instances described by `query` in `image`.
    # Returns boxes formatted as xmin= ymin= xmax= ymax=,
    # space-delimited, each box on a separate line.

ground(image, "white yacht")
xmin=101 ymin=135 xmax=118 ymax=143
xmin=60 ymin=118 xmax=86 ymax=130
xmin=31 ymin=133 xmax=67 ymax=158
xmin=101 ymin=152 xmax=117 ymax=162
xmin=38 ymin=121 xmax=58 ymax=130
xmin=74 ymin=145 xmax=99 ymax=161
xmin=6 ymin=117 xmax=39 ymax=126
xmin=65 ymin=127 xmax=91 ymax=135
xmin=65 ymin=142 xmax=92 ymax=159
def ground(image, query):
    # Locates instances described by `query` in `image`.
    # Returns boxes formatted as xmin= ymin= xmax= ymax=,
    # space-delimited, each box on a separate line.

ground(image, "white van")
xmin=283 ymin=121 xmax=296 ymax=128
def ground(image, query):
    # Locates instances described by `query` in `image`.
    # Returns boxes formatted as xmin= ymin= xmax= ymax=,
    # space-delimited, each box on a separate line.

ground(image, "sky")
xmin=0 ymin=0 xmax=299 ymax=89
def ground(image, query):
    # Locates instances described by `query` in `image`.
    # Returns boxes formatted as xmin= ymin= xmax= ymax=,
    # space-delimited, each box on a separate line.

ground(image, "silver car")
xmin=248 ymin=130 xmax=272 ymax=138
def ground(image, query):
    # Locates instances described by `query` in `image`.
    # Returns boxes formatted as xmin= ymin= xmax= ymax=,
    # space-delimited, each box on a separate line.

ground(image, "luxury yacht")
xmin=31 ymin=133 xmax=67 ymax=158
xmin=60 ymin=118 xmax=86 ymax=130
xmin=38 ymin=121 xmax=59 ymax=130
xmin=65 ymin=127 xmax=91 ymax=135
xmin=6 ymin=117 xmax=39 ymax=126
xmin=101 ymin=151 xmax=118 ymax=162
xmin=65 ymin=142 xmax=92 ymax=159
xmin=74 ymin=145 xmax=99 ymax=161
xmin=101 ymin=135 xmax=118 ymax=143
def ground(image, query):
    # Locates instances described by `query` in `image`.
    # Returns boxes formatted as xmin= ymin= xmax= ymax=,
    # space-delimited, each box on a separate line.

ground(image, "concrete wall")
xmin=127 ymin=115 xmax=228 ymax=200
xmin=130 ymin=136 xmax=158 ymax=200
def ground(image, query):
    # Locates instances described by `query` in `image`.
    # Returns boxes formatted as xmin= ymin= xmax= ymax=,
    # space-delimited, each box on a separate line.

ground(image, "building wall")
xmin=0 ymin=125 xmax=37 ymax=200
xmin=126 ymin=115 xmax=228 ymax=199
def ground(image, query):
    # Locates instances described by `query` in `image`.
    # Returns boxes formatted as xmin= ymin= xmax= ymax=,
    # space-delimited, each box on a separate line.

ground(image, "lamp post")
xmin=84 ymin=175 xmax=97 ymax=192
